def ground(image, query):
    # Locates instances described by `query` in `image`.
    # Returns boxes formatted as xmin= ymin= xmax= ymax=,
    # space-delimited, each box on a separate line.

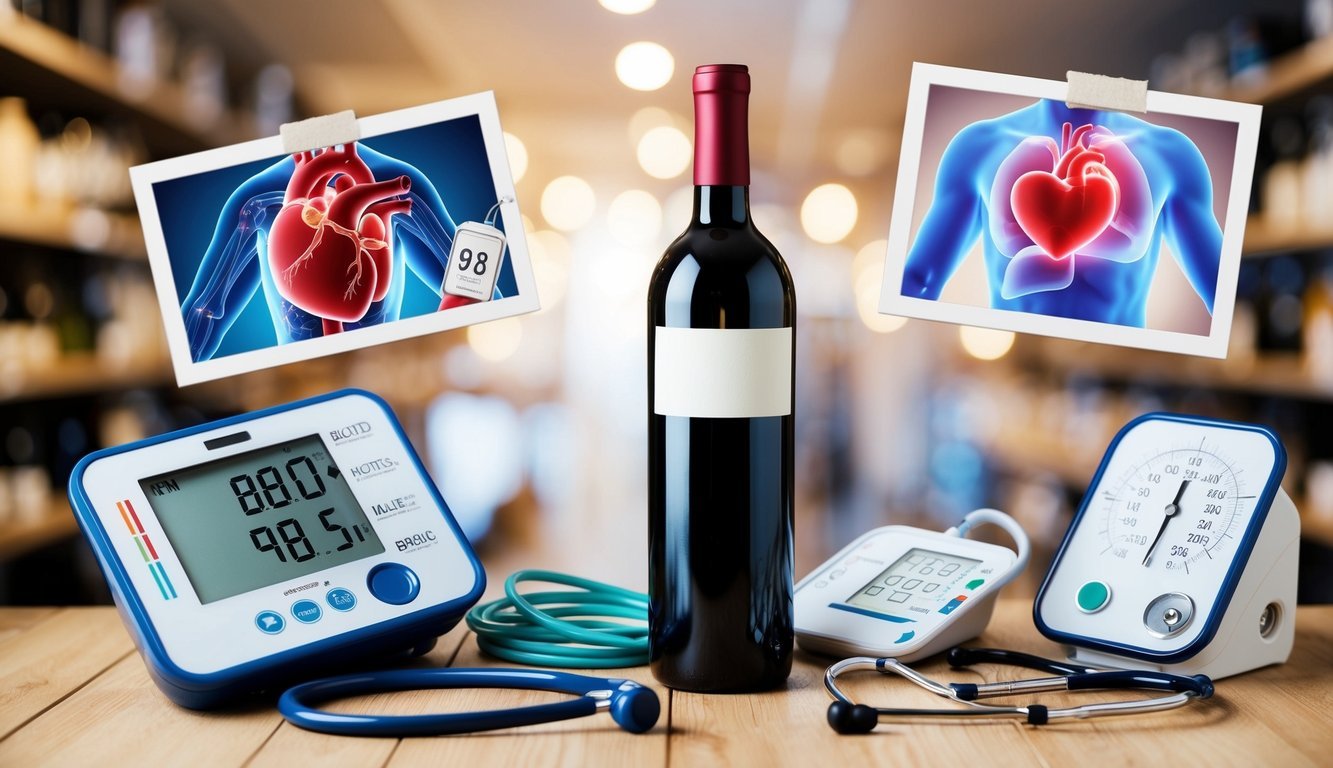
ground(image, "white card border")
xmin=878 ymin=63 xmax=1261 ymax=359
xmin=130 ymin=92 xmax=539 ymax=386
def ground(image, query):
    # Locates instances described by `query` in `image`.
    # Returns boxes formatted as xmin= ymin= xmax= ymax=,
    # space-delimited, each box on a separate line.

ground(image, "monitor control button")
xmin=367 ymin=562 xmax=421 ymax=605
xmin=326 ymin=587 xmax=357 ymax=612
xmin=255 ymin=610 xmax=285 ymax=635
xmin=291 ymin=599 xmax=323 ymax=624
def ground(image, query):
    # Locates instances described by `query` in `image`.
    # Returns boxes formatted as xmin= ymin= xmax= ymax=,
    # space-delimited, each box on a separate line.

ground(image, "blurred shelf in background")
xmin=0 ymin=354 xmax=173 ymax=405
xmin=0 ymin=500 xmax=76 ymax=562
xmin=0 ymin=205 xmax=146 ymax=261
xmin=0 ymin=10 xmax=249 ymax=156
xmin=1243 ymin=216 xmax=1333 ymax=257
xmin=1223 ymin=33 xmax=1333 ymax=106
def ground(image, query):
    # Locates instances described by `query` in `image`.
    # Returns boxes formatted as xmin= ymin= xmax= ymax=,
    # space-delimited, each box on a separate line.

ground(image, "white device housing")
xmin=1064 ymin=489 xmax=1298 ymax=680
xmin=795 ymin=525 xmax=1021 ymax=661
xmin=74 ymin=391 xmax=481 ymax=676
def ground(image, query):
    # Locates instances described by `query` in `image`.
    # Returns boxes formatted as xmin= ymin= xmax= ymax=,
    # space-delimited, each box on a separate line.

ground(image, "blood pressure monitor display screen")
xmin=845 ymin=548 xmax=981 ymax=616
xmin=140 ymin=434 xmax=384 ymax=603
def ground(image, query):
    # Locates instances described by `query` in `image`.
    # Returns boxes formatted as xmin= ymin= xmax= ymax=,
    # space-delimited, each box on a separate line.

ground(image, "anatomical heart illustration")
xmin=881 ymin=64 xmax=1259 ymax=357
xmin=131 ymin=94 xmax=537 ymax=385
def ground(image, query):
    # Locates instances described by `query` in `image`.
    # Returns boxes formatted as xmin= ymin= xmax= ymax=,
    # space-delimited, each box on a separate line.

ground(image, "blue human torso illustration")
xmin=902 ymin=99 xmax=1222 ymax=327
xmin=180 ymin=143 xmax=502 ymax=362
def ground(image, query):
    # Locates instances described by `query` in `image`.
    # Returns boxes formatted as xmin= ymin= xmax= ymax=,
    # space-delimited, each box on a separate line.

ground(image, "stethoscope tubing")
xmin=824 ymin=649 xmax=1213 ymax=728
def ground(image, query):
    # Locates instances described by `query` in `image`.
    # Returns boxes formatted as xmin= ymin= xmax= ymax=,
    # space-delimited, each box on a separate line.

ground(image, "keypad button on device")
xmin=255 ymin=610 xmax=286 ymax=635
xmin=367 ymin=562 xmax=421 ymax=605
xmin=326 ymin=587 xmax=357 ymax=612
xmin=1077 ymin=580 xmax=1111 ymax=614
xmin=291 ymin=599 xmax=323 ymax=624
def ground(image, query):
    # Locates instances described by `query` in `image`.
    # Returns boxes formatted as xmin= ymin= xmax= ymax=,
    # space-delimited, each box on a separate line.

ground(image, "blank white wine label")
xmin=654 ymin=327 xmax=792 ymax=418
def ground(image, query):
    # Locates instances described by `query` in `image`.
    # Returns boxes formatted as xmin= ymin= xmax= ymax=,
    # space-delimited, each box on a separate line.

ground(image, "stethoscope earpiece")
xmin=827 ymin=701 xmax=880 ymax=734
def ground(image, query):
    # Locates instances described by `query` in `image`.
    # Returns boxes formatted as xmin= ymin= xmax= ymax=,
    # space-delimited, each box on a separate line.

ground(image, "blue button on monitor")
xmin=367 ymin=562 xmax=421 ymax=606
xmin=326 ymin=587 xmax=357 ymax=612
xmin=291 ymin=599 xmax=323 ymax=624
xmin=255 ymin=610 xmax=285 ymax=635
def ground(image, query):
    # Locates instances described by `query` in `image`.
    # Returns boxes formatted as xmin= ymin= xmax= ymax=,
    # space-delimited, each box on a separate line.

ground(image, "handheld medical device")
xmin=795 ymin=509 xmax=1029 ymax=661
xmin=1035 ymin=412 xmax=1298 ymax=680
xmin=68 ymin=389 xmax=485 ymax=709
xmin=823 ymin=647 xmax=1214 ymax=733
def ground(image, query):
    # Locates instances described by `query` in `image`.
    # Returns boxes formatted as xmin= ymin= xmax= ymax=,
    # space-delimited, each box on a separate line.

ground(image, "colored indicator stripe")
xmin=133 ymin=536 xmax=151 ymax=563
xmin=151 ymin=562 xmax=177 ymax=600
xmin=148 ymin=562 xmax=170 ymax=600
xmin=116 ymin=502 xmax=136 ymax=535
xmin=829 ymin=603 xmax=915 ymax=623
xmin=123 ymin=500 xmax=145 ymax=534
xmin=141 ymin=533 xmax=160 ymax=561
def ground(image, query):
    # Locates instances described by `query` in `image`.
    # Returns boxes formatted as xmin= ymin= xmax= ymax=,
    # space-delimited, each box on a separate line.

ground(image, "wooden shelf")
xmin=0 ymin=204 xmax=145 ymax=260
xmin=1018 ymin=341 xmax=1333 ymax=402
xmin=0 ymin=499 xmax=78 ymax=561
xmin=0 ymin=354 xmax=173 ymax=404
xmin=0 ymin=12 xmax=250 ymax=156
xmin=981 ymin=431 xmax=1333 ymax=548
xmin=1242 ymin=216 xmax=1333 ymax=256
xmin=1222 ymin=35 xmax=1333 ymax=106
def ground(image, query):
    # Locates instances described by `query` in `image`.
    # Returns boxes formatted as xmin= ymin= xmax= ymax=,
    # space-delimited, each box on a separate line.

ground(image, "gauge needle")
xmin=1142 ymin=480 xmax=1189 ymax=566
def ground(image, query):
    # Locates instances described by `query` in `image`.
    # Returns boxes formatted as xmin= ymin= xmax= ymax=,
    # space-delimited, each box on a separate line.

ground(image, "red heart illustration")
xmin=1010 ymin=149 xmax=1118 ymax=261
xmin=267 ymin=146 xmax=412 ymax=326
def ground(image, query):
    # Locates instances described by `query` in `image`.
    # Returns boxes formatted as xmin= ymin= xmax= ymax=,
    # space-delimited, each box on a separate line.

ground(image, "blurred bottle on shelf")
xmin=1258 ymin=255 xmax=1307 ymax=353
xmin=113 ymin=1 xmax=177 ymax=100
xmin=1308 ymin=0 xmax=1333 ymax=41
xmin=1303 ymin=256 xmax=1333 ymax=382
xmin=1263 ymin=117 xmax=1307 ymax=230
xmin=0 ymin=98 xmax=40 ymax=208
xmin=31 ymin=114 xmax=142 ymax=210
xmin=180 ymin=41 xmax=227 ymax=130
xmin=253 ymin=64 xmax=294 ymax=136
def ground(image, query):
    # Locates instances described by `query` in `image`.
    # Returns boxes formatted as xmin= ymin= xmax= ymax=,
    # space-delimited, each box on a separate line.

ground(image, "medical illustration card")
xmin=130 ymin=92 xmax=538 ymax=385
xmin=880 ymin=63 xmax=1260 ymax=358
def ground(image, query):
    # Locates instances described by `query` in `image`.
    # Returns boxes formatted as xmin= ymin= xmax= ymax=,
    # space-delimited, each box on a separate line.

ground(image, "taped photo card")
xmin=880 ymin=63 xmax=1261 ymax=358
xmin=130 ymin=92 xmax=538 ymax=385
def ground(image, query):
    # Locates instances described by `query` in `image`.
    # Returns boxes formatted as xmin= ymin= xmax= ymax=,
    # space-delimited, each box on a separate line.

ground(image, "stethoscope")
xmin=824 ymin=646 xmax=1214 ymax=733
xmin=279 ymin=668 xmax=660 ymax=736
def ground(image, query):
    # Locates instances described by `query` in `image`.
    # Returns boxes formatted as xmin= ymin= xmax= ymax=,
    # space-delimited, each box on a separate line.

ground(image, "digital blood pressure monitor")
xmin=795 ymin=510 xmax=1029 ymax=661
xmin=69 ymin=389 xmax=484 ymax=709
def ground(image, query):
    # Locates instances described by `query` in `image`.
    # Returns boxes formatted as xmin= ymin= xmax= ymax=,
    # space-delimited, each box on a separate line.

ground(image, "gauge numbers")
xmin=1103 ymin=444 xmax=1249 ymax=575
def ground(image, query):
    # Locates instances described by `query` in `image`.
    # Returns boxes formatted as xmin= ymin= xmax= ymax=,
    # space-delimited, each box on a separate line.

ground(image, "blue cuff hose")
xmin=465 ymin=569 xmax=650 ymax=668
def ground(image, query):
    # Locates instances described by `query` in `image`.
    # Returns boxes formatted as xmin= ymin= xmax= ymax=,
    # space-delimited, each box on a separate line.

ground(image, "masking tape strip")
xmin=1065 ymin=71 xmax=1148 ymax=114
xmin=279 ymin=110 xmax=360 ymax=154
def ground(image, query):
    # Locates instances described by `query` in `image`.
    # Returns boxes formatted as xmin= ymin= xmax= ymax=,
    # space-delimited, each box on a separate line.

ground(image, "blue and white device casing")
xmin=1034 ymin=412 xmax=1298 ymax=680
xmin=68 ymin=389 xmax=485 ymax=709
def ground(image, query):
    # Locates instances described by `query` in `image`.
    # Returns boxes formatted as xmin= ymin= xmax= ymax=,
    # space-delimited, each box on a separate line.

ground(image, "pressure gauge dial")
xmin=1035 ymin=413 xmax=1296 ymax=676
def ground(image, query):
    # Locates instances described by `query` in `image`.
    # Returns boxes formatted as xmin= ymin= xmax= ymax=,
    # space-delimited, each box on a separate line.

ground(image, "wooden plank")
xmin=0 ymin=608 xmax=134 ymax=739
xmin=386 ymin=633 xmax=667 ymax=768
xmin=247 ymin=626 xmax=472 ymax=768
xmin=0 ymin=607 xmax=57 ymax=641
xmin=0 ymin=653 xmax=282 ymax=766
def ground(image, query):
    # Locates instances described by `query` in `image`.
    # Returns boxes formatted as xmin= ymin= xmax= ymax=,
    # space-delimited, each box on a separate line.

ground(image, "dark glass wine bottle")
xmin=647 ymin=64 xmax=795 ymax=692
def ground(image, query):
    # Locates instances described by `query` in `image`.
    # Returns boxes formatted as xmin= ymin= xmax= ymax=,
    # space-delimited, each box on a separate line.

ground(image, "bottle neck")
xmin=693 ymin=186 xmax=749 ymax=227
xmin=693 ymin=72 xmax=750 ymax=186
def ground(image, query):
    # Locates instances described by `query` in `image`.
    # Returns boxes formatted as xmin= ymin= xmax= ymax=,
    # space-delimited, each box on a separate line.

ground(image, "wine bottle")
xmin=647 ymin=64 xmax=795 ymax=692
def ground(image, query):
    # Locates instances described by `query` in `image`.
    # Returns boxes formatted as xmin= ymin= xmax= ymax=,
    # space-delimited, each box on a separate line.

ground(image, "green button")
xmin=966 ymin=578 xmax=985 ymax=590
xmin=1077 ymin=580 xmax=1111 ymax=613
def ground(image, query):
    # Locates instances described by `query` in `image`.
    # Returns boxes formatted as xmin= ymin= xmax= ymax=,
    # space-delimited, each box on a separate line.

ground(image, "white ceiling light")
xmin=616 ymin=42 xmax=674 ymax=91
xmin=608 ymin=189 xmax=663 ymax=246
xmin=800 ymin=183 xmax=858 ymax=244
xmin=599 ymin=0 xmax=655 ymax=13
xmin=541 ymin=176 xmax=596 ymax=231
xmin=959 ymin=326 xmax=1015 ymax=361
xmin=637 ymin=125 xmax=691 ymax=179
xmin=503 ymin=132 xmax=528 ymax=183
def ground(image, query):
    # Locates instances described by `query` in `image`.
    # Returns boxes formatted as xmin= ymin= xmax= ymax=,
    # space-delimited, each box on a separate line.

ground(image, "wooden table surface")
xmin=1 ymin=599 xmax=1330 ymax=767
